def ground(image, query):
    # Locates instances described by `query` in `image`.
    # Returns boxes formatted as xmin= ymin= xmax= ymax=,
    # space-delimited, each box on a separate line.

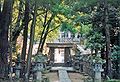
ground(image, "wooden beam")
xmin=46 ymin=43 xmax=74 ymax=48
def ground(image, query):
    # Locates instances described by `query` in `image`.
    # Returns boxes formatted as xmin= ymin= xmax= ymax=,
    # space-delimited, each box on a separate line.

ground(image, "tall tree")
xmin=0 ymin=0 xmax=13 ymax=78
xmin=36 ymin=0 xmax=60 ymax=53
xmin=37 ymin=13 xmax=55 ymax=53
xmin=103 ymin=0 xmax=112 ymax=78
xmin=25 ymin=1 xmax=37 ymax=80
xmin=21 ymin=0 xmax=30 ymax=62
xmin=20 ymin=0 xmax=30 ymax=77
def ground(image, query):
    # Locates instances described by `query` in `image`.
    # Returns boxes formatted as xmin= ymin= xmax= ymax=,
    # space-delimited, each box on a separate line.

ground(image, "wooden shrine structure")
xmin=47 ymin=43 xmax=75 ymax=66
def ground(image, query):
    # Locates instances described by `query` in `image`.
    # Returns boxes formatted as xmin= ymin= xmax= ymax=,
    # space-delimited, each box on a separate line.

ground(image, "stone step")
xmin=58 ymin=69 xmax=71 ymax=82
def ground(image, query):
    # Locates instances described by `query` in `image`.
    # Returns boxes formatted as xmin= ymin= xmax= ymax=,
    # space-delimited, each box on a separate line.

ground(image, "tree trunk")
xmin=39 ymin=28 xmax=49 ymax=53
xmin=0 ymin=1 xmax=2 ymax=18
xmin=21 ymin=0 xmax=30 ymax=61
xmin=9 ymin=23 xmax=13 ymax=82
xmin=0 ymin=0 xmax=13 ymax=78
xmin=105 ymin=25 xmax=112 ymax=78
xmin=25 ymin=3 xmax=37 ymax=81
xmin=20 ymin=0 xmax=30 ymax=77
xmin=38 ymin=14 xmax=55 ymax=53
xmin=117 ymin=32 xmax=120 ymax=78
xmin=104 ymin=0 xmax=112 ymax=78
xmin=37 ymin=10 xmax=48 ymax=54
xmin=37 ymin=26 xmax=46 ymax=54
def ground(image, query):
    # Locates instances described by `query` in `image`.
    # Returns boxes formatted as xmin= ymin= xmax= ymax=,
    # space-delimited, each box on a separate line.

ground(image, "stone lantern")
xmin=93 ymin=55 xmax=105 ymax=82
xmin=33 ymin=53 xmax=47 ymax=81
xmin=34 ymin=62 xmax=44 ymax=81
xmin=94 ymin=63 xmax=104 ymax=82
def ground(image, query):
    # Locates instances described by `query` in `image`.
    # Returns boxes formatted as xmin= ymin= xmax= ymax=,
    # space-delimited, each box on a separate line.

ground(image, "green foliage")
xmin=74 ymin=14 xmax=91 ymax=24
xmin=31 ymin=0 xmax=62 ymax=43
xmin=34 ymin=53 xmax=47 ymax=62
xmin=111 ymin=45 xmax=120 ymax=60
xmin=81 ymin=24 xmax=92 ymax=35
xmin=108 ymin=0 xmax=120 ymax=7
xmin=30 ymin=0 xmax=61 ymax=9
xmin=61 ymin=22 xmax=77 ymax=34
xmin=52 ymin=4 xmax=71 ymax=16
xmin=106 ymin=79 xmax=120 ymax=82
xmin=48 ymin=30 xmax=59 ymax=41
xmin=69 ymin=0 xmax=97 ymax=14
xmin=86 ymin=31 xmax=105 ymax=50
xmin=88 ymin=54 xmax=106 ymax=64
xmin=34 ymin=23 xmax=59 ymax=42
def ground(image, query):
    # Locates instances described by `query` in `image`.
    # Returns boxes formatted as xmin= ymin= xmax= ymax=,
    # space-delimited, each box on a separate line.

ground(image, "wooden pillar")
xmin=64 ymin=47 xmax=70 ymax=64
xmin=49 ymin=47 xmax=54 ymax=62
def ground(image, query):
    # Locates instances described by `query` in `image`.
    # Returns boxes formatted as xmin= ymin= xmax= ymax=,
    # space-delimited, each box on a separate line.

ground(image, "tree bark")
xmin=20 ymin=0 xmax=30 ymax=77
xmin=37 ymin=10 xmax=48 ymax=54
xmin=105 ymin=25 xmax=112 ymax=78
xmin=0 ymin=1 xmax=2 ymax=18
xmin=37 ymin=14 xmax=55 ymax=53
xmin=21 ymin=0 xmax=30 ymax=62
xmin=0 ymin=0 xmax=13 ymax=78
xmin=117 ymin=32 xmax=120 ymax=78
xmin=103 ymin=0 xmax=112 ymax=78
xmin=25 ymin=3 xmax=37 ymax=81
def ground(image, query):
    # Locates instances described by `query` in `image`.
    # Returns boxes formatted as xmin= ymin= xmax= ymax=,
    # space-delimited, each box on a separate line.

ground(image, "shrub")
xmin=106 ymin=79 xmax=120 ymax=82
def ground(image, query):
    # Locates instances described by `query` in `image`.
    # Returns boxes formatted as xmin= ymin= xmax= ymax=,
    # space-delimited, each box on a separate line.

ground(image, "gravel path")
xmin=45 ymin=72 xmax=59 ymax=82
xmin=46 ymin=72 xmax=84 ymax=82
xmin=68 ymin=73 xmax=84 ymax=82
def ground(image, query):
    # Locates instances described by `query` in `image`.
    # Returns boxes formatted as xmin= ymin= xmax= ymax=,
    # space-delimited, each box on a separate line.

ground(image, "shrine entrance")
xmin=47 ymin=43 xmax=74 ymax=66
xmin=54 ymin=48 xmax=64 ymax=63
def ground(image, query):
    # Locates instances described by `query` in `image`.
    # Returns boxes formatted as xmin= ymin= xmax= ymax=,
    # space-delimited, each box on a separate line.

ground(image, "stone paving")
xmin=58 ymin=69 xmax=71 ymax=82
xmin=51 ymin=67 xmax=74 ymax=71
xmin=46 ymin=67 xmax=84 ymax=82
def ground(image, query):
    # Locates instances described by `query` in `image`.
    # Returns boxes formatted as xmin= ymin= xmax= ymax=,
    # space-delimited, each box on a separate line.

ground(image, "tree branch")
xmin=48 ymin=24 xmax=60 ymax=34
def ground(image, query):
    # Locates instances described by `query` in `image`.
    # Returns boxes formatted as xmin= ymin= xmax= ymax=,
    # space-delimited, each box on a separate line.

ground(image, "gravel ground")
xmin=45 ymin=72 xmax=59 ymax=82
xmin=46 ymin=72 xmax=84 ymax=82
xmin=68 ymin=73 xmax=84 ymax=82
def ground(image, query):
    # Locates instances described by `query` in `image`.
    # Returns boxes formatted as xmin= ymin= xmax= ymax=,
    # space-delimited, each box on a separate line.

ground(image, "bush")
xmin=106 ymin=79 xmax=120 ymax=82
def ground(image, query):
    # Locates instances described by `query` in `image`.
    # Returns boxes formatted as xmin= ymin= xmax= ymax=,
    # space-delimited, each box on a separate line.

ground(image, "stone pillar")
xmin=64 ymin=47 xmax=70 ymax=65
xmin=68 ymin=31 xmax=71 ymax=38
xmin=36 ymin=63 xmax=44 ymax=82
xmin=94 ymin=63 xmax=104 ymax=82
xmin=49 ymin=47 xmax=54 ymax=62
xmin=36 ymin=72 xmax=42 ymax=81
xmin=95 ymin=71 xmax=101 ymax=82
